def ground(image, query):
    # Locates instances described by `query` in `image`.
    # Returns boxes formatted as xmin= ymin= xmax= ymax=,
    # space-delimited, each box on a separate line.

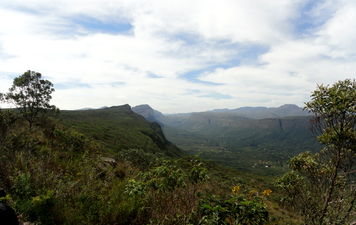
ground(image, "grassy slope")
xmin=0 ymin=111 xmax=300 ymax=224
xmin=60 ymin=105 xmax=188 ymax=158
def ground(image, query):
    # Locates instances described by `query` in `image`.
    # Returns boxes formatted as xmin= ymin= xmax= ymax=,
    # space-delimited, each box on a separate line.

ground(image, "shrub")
xmin=198 ymin=187 xmax=270 ymax=224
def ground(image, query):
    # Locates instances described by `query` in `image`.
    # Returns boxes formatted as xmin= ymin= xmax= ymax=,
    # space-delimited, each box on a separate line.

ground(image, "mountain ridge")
xmin=60 ymin=104 xmax=187 ymax=158
xmin=131 ymin=103 xmax=319 ymax=175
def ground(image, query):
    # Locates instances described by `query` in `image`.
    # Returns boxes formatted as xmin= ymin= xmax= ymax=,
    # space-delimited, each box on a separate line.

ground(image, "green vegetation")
xmin=162 ymin=114 xmax=321 ymax=176
xmin=1 ymin=70 xmax=59 ymax=128
xmin=199 ymin=187 xmax=270 ymax=224
xmin=276 ymin=79 xmax=356 ymax=224
xmin=0 ymin=72 xmax=300 ymax=224
xmin=60 ymin=105 xmax=187 ymax=158
xmin=3 ymin=71 xmax=355 ymax=224
xmin=0 ymin=114 xmax=297 ymax=224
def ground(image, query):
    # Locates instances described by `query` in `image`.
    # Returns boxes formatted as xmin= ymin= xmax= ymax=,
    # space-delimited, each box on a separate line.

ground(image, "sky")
xmin=0 ymin=0 xmax=355 ymax=114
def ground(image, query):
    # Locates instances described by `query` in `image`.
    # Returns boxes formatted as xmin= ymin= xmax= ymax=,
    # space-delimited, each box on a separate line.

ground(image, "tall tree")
xmin=276 ymin=79 xmax=356 ymax=224
xmin=1 ymin=70 xmax=59 ymax=128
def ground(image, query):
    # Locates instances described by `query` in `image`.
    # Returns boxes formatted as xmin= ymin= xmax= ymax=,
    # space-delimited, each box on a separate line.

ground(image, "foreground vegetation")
xmin=276 ymin=79 xmax=356 ymax=224
xmin=0 ymin=114 xmax=301 ymax=224
xmin=1 ymin=71 xmax=355 ymax=224
xmin=0 ymin=71 xmax=299 ymax=224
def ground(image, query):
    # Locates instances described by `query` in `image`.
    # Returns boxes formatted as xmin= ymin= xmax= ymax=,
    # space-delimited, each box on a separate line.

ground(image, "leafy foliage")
xmin=0 ymin=74 xmax=302 ymax=224
xmin=276 ymin=79 xmax=356 ymax=224
xmin=0 ymin=70 xmax=59 ymax=128
xmin=0 ymin=110 xmax=296 ymax=224
xmin=198 ymin=187 xmax=270 ymax=225
xmin=125 ymin=158 xmax=207 ymax=224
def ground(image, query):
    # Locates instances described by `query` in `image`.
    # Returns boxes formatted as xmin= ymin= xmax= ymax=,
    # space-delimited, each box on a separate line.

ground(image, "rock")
xmin=101 ymin=157 xmax=117 ymax=168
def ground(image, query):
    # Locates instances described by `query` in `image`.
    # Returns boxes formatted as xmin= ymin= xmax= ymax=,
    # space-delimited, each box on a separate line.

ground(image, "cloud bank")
xmin=0 ymin=0 xmax=355 ymax=113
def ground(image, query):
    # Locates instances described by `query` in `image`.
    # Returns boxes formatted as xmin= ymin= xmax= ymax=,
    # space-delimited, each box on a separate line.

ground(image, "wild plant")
xmin=198 ymin=186 xmax=270 ymax=224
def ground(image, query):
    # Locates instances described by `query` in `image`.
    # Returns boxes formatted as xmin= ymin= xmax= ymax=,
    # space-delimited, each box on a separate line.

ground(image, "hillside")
xmin=133 ymin=104 xmax=321 ymax=175
xmin=132 ymin=104 xmax=165 ymax=127
xmin=163 ymin=116 xmax=320 ymax=175
xmin=0 ymin=107 xmax=300 ymax=224
xmin=208 ymin=104 xmax=309 ymax=119
xmin=60 ymin=104 xmax=187 ymax=158
xmin=155 ymin=104 xmax=309 ymax=124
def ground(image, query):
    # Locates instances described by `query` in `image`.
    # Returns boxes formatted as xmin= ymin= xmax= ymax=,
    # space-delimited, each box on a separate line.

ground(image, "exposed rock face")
xmin=101 ymin=157 xmax=117 ymax=168
xmin=132 ymin=104 xmax=156 ymax=122
xmin=229 ymin=104 xmax=308 ymax=119
xmin=132 ymin=104 xmax=164 ymax=127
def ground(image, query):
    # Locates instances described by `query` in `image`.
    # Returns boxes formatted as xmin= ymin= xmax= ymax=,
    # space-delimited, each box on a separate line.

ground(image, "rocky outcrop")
xmin=101 ymin=157 xmax=117 ymax=168
xmin=132 ymin=105 xmax=156 ymax=122
xmin=132 ymin=104 xmax=164 ymax=127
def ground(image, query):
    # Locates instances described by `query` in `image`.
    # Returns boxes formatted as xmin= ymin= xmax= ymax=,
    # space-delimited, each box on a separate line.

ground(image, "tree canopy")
xmin=276 ymin=79 xmax=356 ymax=224
xmin=0 ymin=70 xmax=59 ymax=128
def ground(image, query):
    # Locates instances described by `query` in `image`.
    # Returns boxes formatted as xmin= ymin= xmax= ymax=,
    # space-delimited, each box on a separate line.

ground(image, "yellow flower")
xmin=263 ymin=189 xmax=272 ymax=196
xmin=232 ymin=186 xmax=240 ymax=194
xmin=246 ymin=190 xmax=255 ymax=198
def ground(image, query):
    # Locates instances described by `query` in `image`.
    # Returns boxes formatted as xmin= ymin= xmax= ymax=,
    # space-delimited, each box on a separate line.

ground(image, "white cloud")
xmin=0 ymin=0 xmax=355 ymax=113
xmin=315 ymin=1 xmax=356 ymax=59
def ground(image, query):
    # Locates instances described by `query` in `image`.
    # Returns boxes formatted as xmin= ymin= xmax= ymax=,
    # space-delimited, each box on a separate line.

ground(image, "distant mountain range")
xmin=78 ymin=104 xmax=309 ymax=119
xmin=76 ymin=106 xmax=108 ymax=110
xmin=131 ymin=103 xmax=319 ymax=175
xmin=163 ymin=104 xmax=309 ymax=119
xmin=71 ymin=103 xmax=317 ymax=175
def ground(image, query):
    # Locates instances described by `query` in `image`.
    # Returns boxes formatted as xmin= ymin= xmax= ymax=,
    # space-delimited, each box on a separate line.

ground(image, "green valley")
xmin=134 ymin=104 xmax=322 ymax=176
xmin=1 ymin=72 xmax=355 ymax=224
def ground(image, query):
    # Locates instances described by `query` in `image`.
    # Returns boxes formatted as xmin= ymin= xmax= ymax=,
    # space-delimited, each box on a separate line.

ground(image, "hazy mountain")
xmin=151 ymin=104 xmax=309 ymax=127
xmin=145 ymin=104 xmax=319 ymax=175
xmin=206 ymin=104 xmax=309 ymax=119
xmin=153 ymin=110 xmax=190 ymax=127
xmin=231 ymin=104 xmax=308 ymax=119
xmin=76 ymin=106 xmax=108 ymax=110
xmin=132 ymin=104 xmax=165 ymax=127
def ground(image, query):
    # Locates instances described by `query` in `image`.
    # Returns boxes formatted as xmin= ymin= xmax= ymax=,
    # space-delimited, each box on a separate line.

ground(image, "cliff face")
xmin=132 ymin=104 xmax=166 ymax=128
xmin=132 ymin=104 xmax=156 ymax=122
xmin=178 ymin=112 xmax=310 ymax=132
xmin=229 ymin=104 xmax=309 ymax=119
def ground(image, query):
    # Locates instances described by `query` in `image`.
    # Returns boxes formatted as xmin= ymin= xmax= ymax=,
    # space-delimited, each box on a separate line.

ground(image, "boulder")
xmin=101 ymin=157 xmax=117 ymax=168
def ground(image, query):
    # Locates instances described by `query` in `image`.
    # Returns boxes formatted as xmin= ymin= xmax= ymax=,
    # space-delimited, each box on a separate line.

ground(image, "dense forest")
xmin=0 ymin=71 xmax=356 ymax=224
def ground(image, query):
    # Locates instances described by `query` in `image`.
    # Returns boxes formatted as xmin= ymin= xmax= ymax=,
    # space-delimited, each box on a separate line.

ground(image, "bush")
xmin=198 ymin=187 xmax=270 ymax=224
xmin=276 ymin=79 xmax=356 ymax=224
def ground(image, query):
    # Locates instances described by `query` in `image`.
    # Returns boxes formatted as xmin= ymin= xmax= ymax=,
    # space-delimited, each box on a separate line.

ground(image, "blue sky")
xmin=0 ymin=0 xmax=356 ymax=113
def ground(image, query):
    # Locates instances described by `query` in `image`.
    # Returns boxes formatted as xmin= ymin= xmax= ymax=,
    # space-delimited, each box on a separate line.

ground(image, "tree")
xmin=1 ymin=70 xmax=59 ymax=128
xmin=275 ymin=79 xmax=356 ymax=224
